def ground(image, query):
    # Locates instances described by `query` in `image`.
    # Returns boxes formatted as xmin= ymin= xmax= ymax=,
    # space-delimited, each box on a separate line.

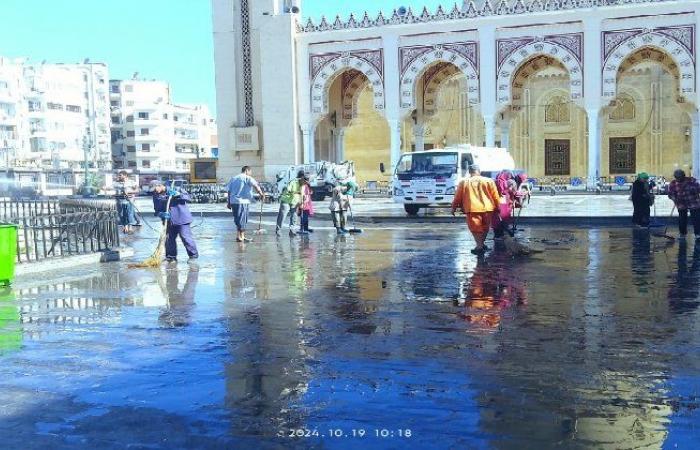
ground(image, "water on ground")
xmin=1 ymin=221 xmax=699 ymax=449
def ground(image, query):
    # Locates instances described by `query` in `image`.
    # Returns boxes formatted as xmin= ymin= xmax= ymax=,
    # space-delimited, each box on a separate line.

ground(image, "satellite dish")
xmin=398 ymin=6 xmax=407 ymax=16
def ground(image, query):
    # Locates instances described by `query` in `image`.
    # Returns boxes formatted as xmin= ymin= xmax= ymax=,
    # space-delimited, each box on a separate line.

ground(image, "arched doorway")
xmin=507 ymin=55 xmax=587 ymax=179
xmin=403 ymin=62 xmax=484 ymax=152
xmin=398 ymin=45 xmax=482 ymax=153
xmin=343 ymin=82 xmax=391 ymax=183
xmin=308 ymin=52 xmax=390 ymax=183
xmin=603 ymin=47 xmax=693 ymax=178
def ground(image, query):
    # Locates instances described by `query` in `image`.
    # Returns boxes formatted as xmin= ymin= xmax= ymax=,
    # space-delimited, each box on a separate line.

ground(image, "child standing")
xmin=299 ymin=176 xmax=314 ymax=235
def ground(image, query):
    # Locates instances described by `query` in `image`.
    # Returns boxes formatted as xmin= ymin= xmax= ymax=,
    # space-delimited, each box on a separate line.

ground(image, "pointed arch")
xmin=497 ymin=40 xmax=583 ymax=106
xmin=422 ymin=63 xmax=463 ymax=117
xmin=602 ymin=30 xmax=695 ymax=102
xmin=310 ymin=54 xmax=384 ymax=118
xmin=340 ymin=71 xmax=370 ymax=122
xmin=399 ymin=46 xmax=480 ymax=112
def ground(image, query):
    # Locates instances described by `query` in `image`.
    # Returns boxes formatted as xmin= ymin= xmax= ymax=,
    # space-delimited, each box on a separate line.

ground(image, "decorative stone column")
xmin=479 ymin=25 xmax=497 ymax=148
xmin=484 ymin=115 xmax=496 ymax=148
xmin=334 ymin=127 xmax=346 ymax=162
xmin=586 ymin=109 xmax=601 ymax=189
xmin=692 ymin=109 xmax=700 ymax=179
xmin=301 ymin=122 xmax=315 ymax=164
xmin=388 ymin=119 xmax=402 ymax=171
xmin=583 ymin=17 xmax=603 ymax=189
xmin=500 ymin=120 xmax=511 ymax=150
xmin=414 ymin=124 xmax=425 ymax=152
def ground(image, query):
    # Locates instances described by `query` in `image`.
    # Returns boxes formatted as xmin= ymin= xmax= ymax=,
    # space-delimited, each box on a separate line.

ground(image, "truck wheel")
xmin=404 ymin=204 xmax=421 ymax=216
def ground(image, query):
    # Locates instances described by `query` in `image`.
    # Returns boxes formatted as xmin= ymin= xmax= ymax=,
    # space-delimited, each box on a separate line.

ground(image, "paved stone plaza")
xmin=1 ymin=219 xmax=699 ymax=448
xmin=133 ymin=194 xmax=677 ymax=219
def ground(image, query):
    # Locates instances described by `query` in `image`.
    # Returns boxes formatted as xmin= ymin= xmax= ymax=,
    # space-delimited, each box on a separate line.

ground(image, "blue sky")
xmin=1 ymin=1 xmax=445 ymax=114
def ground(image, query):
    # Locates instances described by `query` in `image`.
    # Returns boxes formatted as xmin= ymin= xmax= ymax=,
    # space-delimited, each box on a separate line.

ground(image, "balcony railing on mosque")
xmin=0 ymin=198 xmax=120 ymax=264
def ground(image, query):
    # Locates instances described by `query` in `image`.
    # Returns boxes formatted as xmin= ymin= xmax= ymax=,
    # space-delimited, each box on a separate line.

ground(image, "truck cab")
xmin=387 ymin=145 xmax=515 ymax=215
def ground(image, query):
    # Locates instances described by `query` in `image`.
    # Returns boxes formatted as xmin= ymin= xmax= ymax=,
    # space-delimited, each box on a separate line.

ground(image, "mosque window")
xmin=544 ymin=96 xmax=570 ymax=123
xmin=609 ymin=94 xmax=636 ymax=121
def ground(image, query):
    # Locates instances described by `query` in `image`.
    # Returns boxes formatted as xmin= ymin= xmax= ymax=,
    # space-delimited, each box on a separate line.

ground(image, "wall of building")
xmin=343 ymin=86 xmax=390 ymax=183
xmin=212 ymin=0 xmax=700 ymax=186
xmin=110 ymin=79 xmax=213 ymax=180
xmin=0 ymin=58 xmax=111 ymax=175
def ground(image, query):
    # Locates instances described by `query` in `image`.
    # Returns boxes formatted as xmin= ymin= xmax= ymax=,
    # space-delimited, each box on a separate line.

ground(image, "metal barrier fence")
xmin=0 ymin=199 xmax=120 ymax=264
xmin=0 ymin=199 xmax=62 ymax=218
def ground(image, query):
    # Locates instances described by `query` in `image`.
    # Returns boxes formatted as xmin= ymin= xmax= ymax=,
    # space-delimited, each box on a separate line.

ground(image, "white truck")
xmin=385 ymin=145 xmax=516 ymax=215
xmin=276 ymin=161 xmax=356 ymax=201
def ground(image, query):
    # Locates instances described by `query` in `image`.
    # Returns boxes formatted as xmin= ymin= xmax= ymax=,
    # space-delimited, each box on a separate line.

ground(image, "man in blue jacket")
xmin=152 ymin=180 xmax=199 ymax=261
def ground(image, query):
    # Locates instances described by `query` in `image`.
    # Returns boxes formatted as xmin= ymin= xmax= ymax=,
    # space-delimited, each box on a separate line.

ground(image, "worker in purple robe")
xmin=151 ymin=180 xmax=199 ymax=262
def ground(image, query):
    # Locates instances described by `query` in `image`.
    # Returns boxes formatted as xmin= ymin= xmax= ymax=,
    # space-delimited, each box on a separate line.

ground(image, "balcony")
xmin=26 ymin=88 xmax=43 ymax=99
xmin=175 ymin=145 xmax=199 ymax=155
xmin=134 ymin=117 xmax=160 ymax=126
xmin=133 ymin=134 xmax=160 ymax=142
xmin=30 ymin=126 xmax=47 ymax=137
xmin=0 ymin=90 xmax=17 ymax=104
xmin=0 ymin=114 xmax=17 ymax=126
xmin=27 ymin=108 xmax=45 ymax=119
xmin=174 ymin=133 xmax=198 ymax=141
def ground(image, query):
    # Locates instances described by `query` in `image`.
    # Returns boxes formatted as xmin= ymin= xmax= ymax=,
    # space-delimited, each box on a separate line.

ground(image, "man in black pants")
xmin=668 ymin=169 xmax=700 ymax=240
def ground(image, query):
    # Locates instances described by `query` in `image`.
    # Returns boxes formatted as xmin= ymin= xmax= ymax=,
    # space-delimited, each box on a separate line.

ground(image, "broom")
xmin=128 ymin=183 xmax=175 ymax=268
xmin=503 ymin=200 xmax=542 ymax=256
xmin=347 ymin=200 xmax=363 ymax=234
xmin=651 ymin=206 xmax=676 ymax=241
xmin=253 ymin=199 xmax=267 ymax=235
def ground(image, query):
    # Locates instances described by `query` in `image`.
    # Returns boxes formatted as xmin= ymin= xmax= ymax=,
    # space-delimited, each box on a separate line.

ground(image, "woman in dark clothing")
xmin=631 ymin=172 xmax=653 ymax=227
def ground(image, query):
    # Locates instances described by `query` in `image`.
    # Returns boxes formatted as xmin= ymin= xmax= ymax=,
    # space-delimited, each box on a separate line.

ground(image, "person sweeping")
xmin=668 ymin=169 xmax=700 ymax=240
xmin=152 ymin=180 xmax=199 ymax=262
xmin=451 ymin=164 xmax=501 ymax=255
xmin=276 ymin=170 xmax=304 ymax=237
xmin=631 ymin=172 xmax=653 ymax=228
xmin=342 ymin=180 xmax=362 ymax=234
xmin=226 ymin=166 xmax=266 ymax=243
xmin=329 ymin=183 xmax=349 ymax=235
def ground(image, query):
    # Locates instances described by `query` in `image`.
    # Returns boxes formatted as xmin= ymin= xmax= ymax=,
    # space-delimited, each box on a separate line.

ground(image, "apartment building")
xmin=0 ymin=58 xmax=26 ymax=169
xmin=0 ymin=57 xmax=111 ymax=193
xmin=110 ymin=79 xmax=213 ymax=182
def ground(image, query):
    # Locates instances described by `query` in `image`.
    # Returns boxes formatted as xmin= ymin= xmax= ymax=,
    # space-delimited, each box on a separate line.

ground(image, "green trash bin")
xmin=0 ymin=224 xmax=18 ymax=286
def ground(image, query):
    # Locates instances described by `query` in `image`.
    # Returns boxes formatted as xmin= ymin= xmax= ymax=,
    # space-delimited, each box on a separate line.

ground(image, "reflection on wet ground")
xmin=1 ymin=221 xmax=699 ymax=449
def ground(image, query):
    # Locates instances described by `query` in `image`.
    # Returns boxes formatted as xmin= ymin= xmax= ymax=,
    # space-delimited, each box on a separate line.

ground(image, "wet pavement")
xmin=1 ymin=219 xmax=700 ymax=449
xmin=134 ymin=193 xmax=677 ymax=219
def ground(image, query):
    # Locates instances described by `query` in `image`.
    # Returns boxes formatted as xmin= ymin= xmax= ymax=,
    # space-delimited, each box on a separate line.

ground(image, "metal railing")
xmin=0 ymin=199 xmax=61 ymax=218
xmin=1 ymin=199 xmax=120 ymax=264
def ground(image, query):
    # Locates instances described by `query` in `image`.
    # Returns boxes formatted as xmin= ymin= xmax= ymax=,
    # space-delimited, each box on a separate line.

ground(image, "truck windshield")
xmin=396 ymin=152 xmax=458 ymax=176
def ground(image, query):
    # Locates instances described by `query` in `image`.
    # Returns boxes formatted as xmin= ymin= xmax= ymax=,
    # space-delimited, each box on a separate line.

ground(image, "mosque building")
xmin=212 ymin=0 xmax=700 ymax=185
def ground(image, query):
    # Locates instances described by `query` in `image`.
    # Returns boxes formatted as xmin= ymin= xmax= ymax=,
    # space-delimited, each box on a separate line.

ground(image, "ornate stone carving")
xmin=399 ymin=42 xmax=480 ymax=110
xmin=298 ymin=0 xmax=672 ymax=34
xmin=309 ymin=50 xmax=385 ymax=116
xmin=240 ymin=0 xmax=254 ymax=126
xmin=496 ymin=34 xmax=584 ymax=105
xmin=602 ymin=27 xmax=696 ymax=100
